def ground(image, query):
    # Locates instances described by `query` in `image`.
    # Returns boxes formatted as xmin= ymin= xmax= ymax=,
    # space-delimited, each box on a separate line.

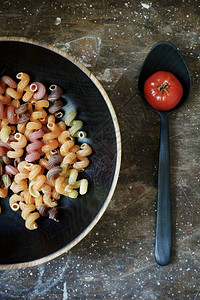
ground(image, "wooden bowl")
xmin=0 ymin=37 xmax=121 ymax=269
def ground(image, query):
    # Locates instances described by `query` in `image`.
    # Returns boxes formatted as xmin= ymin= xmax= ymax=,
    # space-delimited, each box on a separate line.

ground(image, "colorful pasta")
xmin=0 ymin=72 xmax=92 ymax=231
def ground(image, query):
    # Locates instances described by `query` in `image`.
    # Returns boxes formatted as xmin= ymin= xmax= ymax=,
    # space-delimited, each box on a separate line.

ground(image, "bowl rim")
xmin=0 ymin=36 xmax=121 ymax=270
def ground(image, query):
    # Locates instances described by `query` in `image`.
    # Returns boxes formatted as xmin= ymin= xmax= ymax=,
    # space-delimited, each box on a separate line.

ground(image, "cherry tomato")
xmin=144 ymin=71 xmax=183 ymax=111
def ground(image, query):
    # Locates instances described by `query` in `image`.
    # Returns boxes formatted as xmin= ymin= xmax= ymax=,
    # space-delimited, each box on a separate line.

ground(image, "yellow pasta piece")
xmin=0 ymin=125 xmax=11 ymax=142
xmin=25 ymin=212 xmax=40 ymax=230
xmin=39 ymin=158 xmax=50 ymax=170
xmin=17 ymin=123 xmax=26 ymax=134
xmin=60 ymin=140 xmax=74 ymax=156
xmin=63 ymin=152 xmax=77 ymax=164
xmin=34 ymin=194 xmax=43 ymax=210
xmin=9 ymin=194 xmax=24 ymax=211
xmin=57 ymin=121 xmax=66 ymax=132
xmin=35 ymin=100 xmax=49 ymax=110
xmin=19 ymin=201 xmax=26 ymax=211
xmin=16 ymin=72 xmax=30 ymax=91
xmin=21 ymin=189 xmax=35 ymax=204
xmin=22 ymin=85 xmax=34 ymax=102
xmin=24 ymin=128 xmax=34 ymax=139
xmin=18 ymin=161 xmax=32 ymax=172
xmin=43 ymin=123 xmax=61 ymax=141
xmin=20 ymin=203 xmax=40 ymax=231
xmin=30 ymin=111 xmax=47 ymax=121
xmin=26 ymin=121 xmax=42 ymax=130
xmin=52 ymin=188 xmax=60 ymax=200
xmin=0 ymin=187 xmax=8 ymax=198
xmin=79 ymin=179 xmax=88 ymax=195
xmin=29 ymin=181 xmax=40 ymax=198
xmin=28 ymin=165 xmax=42 ymax=181
xmin=10 ymin=133 xmax=27 ymax=149
xmin=47 ymin=115 xmax=55 ymax=124
xmin=10 ymin=99 xmax=20 ymax=108
xmin=7 ymin=148 xmax=24 ymax=158
xmin=6 ymin=87 xmax=22 ymax=99
xmin=21 ymin=204 xmax=36 ymax=220
xmin=32 ymin=175 xmax=46 ymax=191
xmin=42 ymin=140 xmax=59 ymax=153
xmin=28 ymin=181 xmax=40 ymax=198
xmin=42 ymin=185 xmax=57 ymax=208
xmin=46 ymin=178 xmax=56 ymax=187
xmin=73 ymin=157 xmax=90 ymax=171
xmin=14 ymin=171 xmax=29 ymax=184
xmin=55 ymin=176 xmax=66 ymax=194
xmin=77 ymin=143 xmax=92 ymax=157
xmin=58 ymin=131 xmax=70 ymax=144
xmin=10 ymin=180 xmax=27 ymax=193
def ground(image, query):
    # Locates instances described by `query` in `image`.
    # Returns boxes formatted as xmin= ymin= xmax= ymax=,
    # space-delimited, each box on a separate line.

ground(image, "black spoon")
xmin=138 ymin=41 xmax=191 ymax=266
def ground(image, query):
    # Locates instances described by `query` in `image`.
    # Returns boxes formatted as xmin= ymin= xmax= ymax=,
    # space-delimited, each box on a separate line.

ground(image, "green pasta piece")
xmin=64 ymin=110 xmax=77 ymax=126
xmin=2 ymin=174 xmax=11 ymax=187
xmin=69 ymin=120 xmax=83 ymax=136
xmin=74 ymin=131 xmax=87 ymax=139
xmin=68 ymin=169 xmax=78 ymax=185
xmin=65 ymin=190 xmax=78 ymax=199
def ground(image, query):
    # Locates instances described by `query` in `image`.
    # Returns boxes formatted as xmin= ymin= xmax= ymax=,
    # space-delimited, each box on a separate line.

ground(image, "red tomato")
xmin=144 ymin=71 xmax=183 ymax=111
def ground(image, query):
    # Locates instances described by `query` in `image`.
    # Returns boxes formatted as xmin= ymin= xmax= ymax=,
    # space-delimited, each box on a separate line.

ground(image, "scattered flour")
xmin=55 ymin=17 xmax=61 ymax=25
xmin=141 ymin=2 xmax=152 ymax=9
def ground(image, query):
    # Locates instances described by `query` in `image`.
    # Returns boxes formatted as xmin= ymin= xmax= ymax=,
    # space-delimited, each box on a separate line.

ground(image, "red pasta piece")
xmin=0 ymin=102 xmax=18 ymax=124
xmin=0 ymin=146 xmax=6 ymax=156
xmin=30 ymin=82 xmax=46 ymax=100
xmin=25 ymin=151 xmax=41 ymax=162
xmin=25 ymin=130 xmax=44 ymax=162
xmin=5 ymin=165 xmax=19 ymax=176
xmin=26 ymin=140 xmax=43 ymax=153
xmin=29 ymin=129 xmax=44 ymax=142
xmin=0 ymin=76 xmax=17 ymax=94
xmin=7 ymin=105 xmax=18 ymax=124
xmin=0 ymin=140 xmax=12 ymax=150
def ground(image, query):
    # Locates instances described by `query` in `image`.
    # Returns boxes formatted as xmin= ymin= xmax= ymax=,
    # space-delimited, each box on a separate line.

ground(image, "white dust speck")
xmin=55 ymin=17 xmax=61 ymax=25
xmin=141 ymin=2 xmax=152 ymax=9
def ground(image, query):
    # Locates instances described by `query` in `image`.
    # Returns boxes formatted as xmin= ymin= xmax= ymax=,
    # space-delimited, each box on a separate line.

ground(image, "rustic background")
xmin=0 ymin=0 xmax=199 ymax=299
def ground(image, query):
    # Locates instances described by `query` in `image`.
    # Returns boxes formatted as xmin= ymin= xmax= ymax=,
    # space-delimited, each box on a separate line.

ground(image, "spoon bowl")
xmin=138 ymin=41 xmax=191 ymax=115
xmin=138 ymin=41 xmax=191 ymax=266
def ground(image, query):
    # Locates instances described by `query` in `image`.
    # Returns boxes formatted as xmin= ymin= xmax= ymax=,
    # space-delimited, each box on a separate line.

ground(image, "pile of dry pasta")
xmin=0 ymin=72 xmax=92 ymax=230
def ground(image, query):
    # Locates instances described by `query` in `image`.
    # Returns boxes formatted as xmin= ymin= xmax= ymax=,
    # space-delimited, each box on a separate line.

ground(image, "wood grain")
xmin=0 ymin=0 xmax=199 ymax=299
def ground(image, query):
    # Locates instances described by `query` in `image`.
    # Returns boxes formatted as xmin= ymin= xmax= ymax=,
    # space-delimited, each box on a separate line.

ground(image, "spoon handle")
xmin=155 ymin=113 xmax=172 ymax=266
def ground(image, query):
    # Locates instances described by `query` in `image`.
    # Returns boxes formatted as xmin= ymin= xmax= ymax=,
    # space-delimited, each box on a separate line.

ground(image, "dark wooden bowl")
xmin=0 ymin=37 xmax=121 ymax=269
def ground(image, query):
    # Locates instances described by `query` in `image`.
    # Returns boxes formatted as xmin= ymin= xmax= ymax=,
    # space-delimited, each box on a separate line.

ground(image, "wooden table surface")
xmin=0 ymin=1 xmax=199 ymax=299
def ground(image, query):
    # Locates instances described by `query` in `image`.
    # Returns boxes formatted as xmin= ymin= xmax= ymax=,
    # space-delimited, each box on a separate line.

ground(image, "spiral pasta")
xmin=25 ymin=129 xmax=44 ymax=162
xmin=0 ymin=76 xmax=17 ymax=94
xmin=48 ymin=85 xmax=64 ymax=118
xmin=0 ymin=72 xmax=92 ymax=231
xmin=0 ymin=102 xmax=18 ymax=124
xmin=21 ymin=203 xmax=40 ymax=230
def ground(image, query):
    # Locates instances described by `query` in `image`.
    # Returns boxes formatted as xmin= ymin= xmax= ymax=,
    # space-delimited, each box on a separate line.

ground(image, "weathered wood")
xmin=0 ymin=0 xmax=199 ymax=299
